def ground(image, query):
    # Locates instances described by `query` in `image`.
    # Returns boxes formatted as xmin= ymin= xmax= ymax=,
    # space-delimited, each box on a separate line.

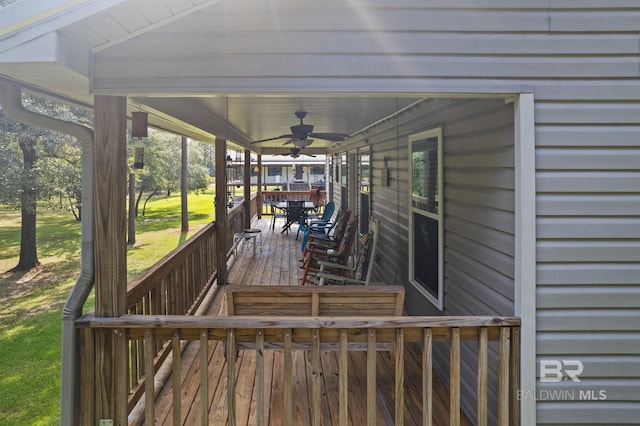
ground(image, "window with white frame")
xmin=409 ymin=128 xmax=444 ymax=310
xmin=359 ymin=150 xmax=371 ymax=233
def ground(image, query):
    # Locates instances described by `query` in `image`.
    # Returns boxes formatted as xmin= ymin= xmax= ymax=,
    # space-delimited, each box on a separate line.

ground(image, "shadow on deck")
xmin=151 ymin=218 xmax=471 ymax=425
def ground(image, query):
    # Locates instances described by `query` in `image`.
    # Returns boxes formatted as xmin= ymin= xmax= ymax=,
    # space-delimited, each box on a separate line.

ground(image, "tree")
xmin=131 ymin=131 xmax=210 ymax=217
xmin=0 ymin=94 xmax=91 ymax=271
xmin=0 ymin=120 xmax=22 ymax=204
xmin=181 ymin=136 xmax=188 ymax=232
xmin=14 ymin=129 xmax=40 ymax=270
xmin=37 ymin=140 xmax=83 ymax=219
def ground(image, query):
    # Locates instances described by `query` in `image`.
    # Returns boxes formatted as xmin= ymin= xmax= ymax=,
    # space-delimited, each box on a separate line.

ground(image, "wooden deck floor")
xmin=151 ymin=217 xmax=471 ymax=425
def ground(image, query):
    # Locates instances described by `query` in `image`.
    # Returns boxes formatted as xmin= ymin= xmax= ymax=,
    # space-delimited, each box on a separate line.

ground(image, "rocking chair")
xmin=299 ymin=216 xmax=358 ymax=285
xmin=315 ymin=218 xmax=380 ymax=286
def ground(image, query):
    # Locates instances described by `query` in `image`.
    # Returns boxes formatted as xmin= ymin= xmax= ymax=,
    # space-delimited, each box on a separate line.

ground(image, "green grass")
xmin=0 ymin=187 xmax=215 ymax=425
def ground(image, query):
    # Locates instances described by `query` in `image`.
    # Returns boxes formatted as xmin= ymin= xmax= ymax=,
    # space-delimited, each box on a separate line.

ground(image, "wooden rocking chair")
xmin=299 ymin=216 xmax=358 ymax=285
xmin=315 ymin=218 xmax=380 ymax=286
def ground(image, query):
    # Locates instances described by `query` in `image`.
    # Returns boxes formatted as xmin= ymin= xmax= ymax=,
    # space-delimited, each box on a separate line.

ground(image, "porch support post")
xmin=215 ymin=137 xmax=228 ymax=285
xmin=93 ymin=95 xmax=128 ymax=424
xmin=257 ymin=155 xmax=263 ymax=218
xmin=244 ymin=149 xmax=251 ymax=229
xmin=514 ymin=93 xmax=536 ymax=425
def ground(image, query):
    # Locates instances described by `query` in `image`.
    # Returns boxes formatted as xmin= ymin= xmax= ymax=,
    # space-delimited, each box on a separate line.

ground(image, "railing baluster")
xmin=144 ymin=330 xmax=155 ymax=424
xmin=367 ymin=328 xmax=376 ymax=426
xmin=498 ymin=327 xmax=510 ymax=426
xmin=395 ymin=328 xmax=404 ymax=426
xmin=510 ymin=327 xmax=521 ymax=426
xmin=422 ymin=328 xmax=433 ymax=426
xmin=227 ymin=329 xmax=237 ymax=426
xmin=450 ymin=327 xmax=460 ymax=426
xmin=477 ymin=327 xmax=488 ymax=426
xmin=256 ymin=329 xmax=265 ymax=426
xmin=200 ymin=330 xmax=209 ymax=426
xmin=339 ymin=329 xmax=349 ymax=426
xmin=311 ymin=329 xmax=321 ymax=426
xmin=283 ymin=328 xmax=293 ymax=426
xmin=172 ymin=331 xmax=182 ymax=426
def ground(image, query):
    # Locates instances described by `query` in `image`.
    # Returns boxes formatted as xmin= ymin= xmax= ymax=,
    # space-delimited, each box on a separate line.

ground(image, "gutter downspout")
xmin=0 ymin=81 xmax=94 ymax=426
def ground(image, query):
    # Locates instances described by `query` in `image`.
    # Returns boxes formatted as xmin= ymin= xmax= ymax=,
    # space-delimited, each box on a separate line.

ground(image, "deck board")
xmin=152 ymin=217 xmax=472 ymax=425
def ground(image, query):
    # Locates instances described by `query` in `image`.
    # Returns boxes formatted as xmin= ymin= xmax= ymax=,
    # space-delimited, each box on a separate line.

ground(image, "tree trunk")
xmin=135 ymin=187 xmax=144 ymax=217
xmin=142 ymin=189 xmax=159 ymax=216
xmin=13 ymin=135 xmax=40 ymax=271
xmin=127 ymin=172 xmax=136 ymax=245
xmin=181 ymin=136 xmax=188 ymax=232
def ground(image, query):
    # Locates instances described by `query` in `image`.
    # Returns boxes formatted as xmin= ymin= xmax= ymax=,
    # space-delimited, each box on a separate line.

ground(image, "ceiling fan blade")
xmin=251 ymin=134 xmax=297 ymax=144
xmin=308 ymin=132 xmax=350 ymax=142
xmin=301 ymin=152 xmax=317 ymax=157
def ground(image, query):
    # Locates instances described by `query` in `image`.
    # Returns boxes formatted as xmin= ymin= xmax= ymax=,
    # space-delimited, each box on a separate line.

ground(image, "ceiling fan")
xmin=277 ymin=147 xmax=316 ymax=159
xmin=251 ymin=110 xmax=349 ymax=145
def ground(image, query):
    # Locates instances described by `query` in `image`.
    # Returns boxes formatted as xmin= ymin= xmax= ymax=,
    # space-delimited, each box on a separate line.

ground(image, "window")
xmin=409 ymin=127 xmax=444 ymax=310
xmin=311 ymin=165 xmax=325 ymax=176
xmin=360 ymin=152 xmax=370 ymax=193
xmin=340 ymin=153 xmax=347 ymax=185
xmin=267 ymin=166 xmax=282 ymax=177
xmin=359 ymin=151 xmax=371 ymax=233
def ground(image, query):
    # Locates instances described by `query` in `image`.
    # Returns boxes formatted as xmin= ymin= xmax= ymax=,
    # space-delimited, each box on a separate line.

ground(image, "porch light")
xmin=225 ymin=154 xmax=233 ymax=185
xmin=131 ymin=111 xmax=148 ymax=137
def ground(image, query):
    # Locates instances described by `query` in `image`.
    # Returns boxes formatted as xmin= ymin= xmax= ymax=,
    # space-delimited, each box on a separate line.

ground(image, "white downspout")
xmin=0 ymin=81 xmax=94 ymax=426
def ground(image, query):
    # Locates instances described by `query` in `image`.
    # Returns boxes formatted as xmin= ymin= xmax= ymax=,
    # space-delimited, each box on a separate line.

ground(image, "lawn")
xmin=0 ymin=187 xmax=215 ymax=425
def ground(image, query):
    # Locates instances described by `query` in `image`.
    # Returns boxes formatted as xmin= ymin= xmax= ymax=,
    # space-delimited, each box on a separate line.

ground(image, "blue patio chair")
xmin=299 ymin=207 xmax=349 ymax=252
xmin=296 ymin=201 xmax=335 ymax=240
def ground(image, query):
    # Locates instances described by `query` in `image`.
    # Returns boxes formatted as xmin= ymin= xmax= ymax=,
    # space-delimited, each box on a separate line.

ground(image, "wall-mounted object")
xmin=381 ymin=156 xmax=390 ymax=186
xmin=132 ymin=111 xmax=148 ymax=137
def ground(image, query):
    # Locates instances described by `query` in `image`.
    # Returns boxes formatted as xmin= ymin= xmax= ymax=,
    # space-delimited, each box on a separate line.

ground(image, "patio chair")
xmin=300 ymin=207 xmax=350 ymax=254
xmin=309 ymin=186 xmax=323 ymax=205
xmin=283 ymin=200 xmax=306 ymax=234
xmin=264 ymin=193 xmax=287 ymax=231
xmin=315 ymin=218 xmax=380 ymax=286
xmin=299 ymin=206 xmax=342 ymax=249
xmin=296 ymin=201 xmax=335 ymax=240
xmin=299 ymin=215 xmax=358 ymax=285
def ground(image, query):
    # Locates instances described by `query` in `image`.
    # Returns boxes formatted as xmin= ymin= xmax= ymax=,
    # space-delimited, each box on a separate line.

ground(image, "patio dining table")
xmin=275 ymin=201 xmax=317 ymax=233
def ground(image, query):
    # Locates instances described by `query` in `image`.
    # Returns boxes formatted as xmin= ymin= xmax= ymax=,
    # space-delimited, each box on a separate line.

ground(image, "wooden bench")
xmin=227 ymin=285 xmax=404 ymax=317
xmin=225 ymin=285 xmax=405 ymax=351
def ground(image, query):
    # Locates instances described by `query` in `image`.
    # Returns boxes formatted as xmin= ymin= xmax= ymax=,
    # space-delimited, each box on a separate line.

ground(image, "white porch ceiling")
xmin=0 ymin=0 xmax=426 ymax=153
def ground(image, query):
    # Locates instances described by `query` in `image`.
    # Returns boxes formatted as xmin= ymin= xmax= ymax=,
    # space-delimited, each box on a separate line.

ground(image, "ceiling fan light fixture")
xmin=291 ymin=139 xmax=313 ymax=148
xmin=291 ymin=123 xmax=314 ymax=135
xmin=251 ymin=110 xmax=348 ymax=145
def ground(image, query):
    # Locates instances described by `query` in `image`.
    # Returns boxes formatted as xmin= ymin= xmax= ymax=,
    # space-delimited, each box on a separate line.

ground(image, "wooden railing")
xmin=123 ymin=221 xmax=219 ymax=413
xmin=120 ymin=198 xmax=255 ymax=415
xmin=82 ymin=315 xmax=521 ymax=426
